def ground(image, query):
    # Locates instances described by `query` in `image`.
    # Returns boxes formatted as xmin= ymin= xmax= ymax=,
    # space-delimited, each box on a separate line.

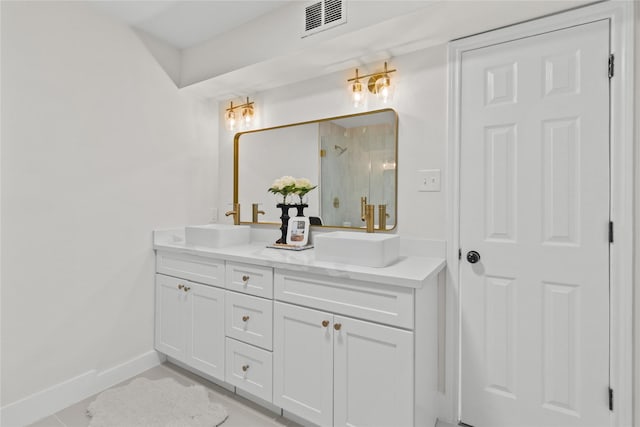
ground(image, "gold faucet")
xmin=225 ymin=203 xmax=241 ymax=225
xmin=378 ymin=204 xmax=390 ymax=231
xmin=360 ymin=196 xmax=367 ymax=221
xmin=365 ymin=204 xmax=375 ymax=233
xmin=252 ymin=203 xmax=265 ymax=223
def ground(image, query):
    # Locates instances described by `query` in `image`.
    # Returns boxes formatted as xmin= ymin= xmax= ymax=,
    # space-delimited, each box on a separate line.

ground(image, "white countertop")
xmin=154 ymin=229 xmax=446 ymax=289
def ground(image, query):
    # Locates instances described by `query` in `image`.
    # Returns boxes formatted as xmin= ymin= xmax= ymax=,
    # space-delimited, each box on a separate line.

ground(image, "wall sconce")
xmin=347 ymin=61 xmax=397 ymax=106
xmin=225 ymin=97 xmax=255 ymax=131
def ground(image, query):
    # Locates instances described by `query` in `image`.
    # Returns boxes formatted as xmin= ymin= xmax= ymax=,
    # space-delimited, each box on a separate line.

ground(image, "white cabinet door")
xmin=273 ymin=302 xmax=333 ymax=427
xmin=155 ymin=274 xmax=187 ymax=360
xmin=186 ymin=282 xmax=225 ymax=381
xmin=333 ymin=316 xmax=414 ymax=427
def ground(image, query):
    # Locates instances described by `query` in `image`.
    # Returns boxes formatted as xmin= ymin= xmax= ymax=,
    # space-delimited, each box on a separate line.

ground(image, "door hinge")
xmin=608 ymin=54 xmax=614 ymax=78
xmin=458 ymin=248 xmax=462 ymax=260
xmin=609 ymin=387 xmax=614 ymax=411
xmin=609 ymin=221 xmax=614 ymax=243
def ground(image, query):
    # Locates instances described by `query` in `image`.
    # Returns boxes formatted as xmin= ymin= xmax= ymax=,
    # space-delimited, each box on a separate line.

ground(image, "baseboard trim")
xmin=0 ymin=350 xmax=164 ymax=427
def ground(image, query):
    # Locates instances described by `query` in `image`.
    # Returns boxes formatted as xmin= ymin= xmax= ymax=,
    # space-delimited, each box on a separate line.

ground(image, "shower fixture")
xmin=334 ymin=145 xmax=348 ymax=155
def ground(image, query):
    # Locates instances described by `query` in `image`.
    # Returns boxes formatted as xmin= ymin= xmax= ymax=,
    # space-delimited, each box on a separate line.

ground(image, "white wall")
xmin=0 ymin=0 xmax=217 ymax=411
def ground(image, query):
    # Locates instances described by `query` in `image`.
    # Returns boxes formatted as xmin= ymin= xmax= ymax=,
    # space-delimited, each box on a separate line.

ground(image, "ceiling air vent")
xmin=305 ymin=2 xmax=322 ymax=32
xmin=302 ymin=0 xmax=346 ymax=38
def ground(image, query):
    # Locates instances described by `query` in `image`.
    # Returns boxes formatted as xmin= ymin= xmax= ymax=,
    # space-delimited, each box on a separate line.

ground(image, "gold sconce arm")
xmin=346 ymin=62 xmax=397 ymax=84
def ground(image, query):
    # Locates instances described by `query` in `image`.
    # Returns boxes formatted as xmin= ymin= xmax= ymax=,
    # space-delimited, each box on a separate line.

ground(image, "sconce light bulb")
xmin=381 ymin=86 xmax=389 ymax=101
xmin=375 ymin=75 xmax=393 ymax=103
xmin=226 ymin=108 xmax=236 ymax=131
xmin=242 ymin=106 xmax=254 ymax=127
xmin=350 ymin=80 xmax=364 ymax=108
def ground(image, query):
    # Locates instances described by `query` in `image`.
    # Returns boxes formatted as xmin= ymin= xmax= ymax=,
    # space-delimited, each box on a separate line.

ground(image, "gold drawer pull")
xmin=178 ymin=284 xmax=184 ymax=290
xmin=242 ymin=315 xmax=250 ymax=322
xmin=242 ymin=275 xmax=250 ymax=282
xmin=322 ymin=320 xmax=330 ymax=327
xmin=242 ymin=365 xmax=250 ymax=372
xmin=184 ymin=286 xmax=191 ymax=292
xmin=334 ymin=323 xmax=342 ymax=331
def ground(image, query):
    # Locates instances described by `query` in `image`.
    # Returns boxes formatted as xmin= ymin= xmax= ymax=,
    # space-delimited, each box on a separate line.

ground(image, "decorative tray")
xmin=266 ymin=243 xmax=314 ymax=251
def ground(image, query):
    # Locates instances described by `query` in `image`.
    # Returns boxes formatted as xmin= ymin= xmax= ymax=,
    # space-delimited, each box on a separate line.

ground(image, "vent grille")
xmin=302 ymin=0 xmax=346 ymax=37
xmin=324 ymin=0 xmax=342 ymax=24
xmin=305 ymin=2 xmax=322 ymax=31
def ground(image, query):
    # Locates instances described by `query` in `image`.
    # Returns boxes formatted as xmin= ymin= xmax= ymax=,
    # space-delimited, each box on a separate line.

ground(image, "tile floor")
xmin=28 ymin=362 xmax=457 ymax=427
xmin=28 ymin=362 xmax=302 ymax=427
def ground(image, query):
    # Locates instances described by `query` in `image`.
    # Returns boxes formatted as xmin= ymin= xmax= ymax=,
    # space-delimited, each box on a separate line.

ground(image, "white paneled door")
xmin=459 ymin=20 xmax=611 ymax=427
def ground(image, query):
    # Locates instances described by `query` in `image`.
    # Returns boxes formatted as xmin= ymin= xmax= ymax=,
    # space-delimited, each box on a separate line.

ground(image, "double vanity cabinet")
xmin=153 ymin=231 xmax=445 ymax=427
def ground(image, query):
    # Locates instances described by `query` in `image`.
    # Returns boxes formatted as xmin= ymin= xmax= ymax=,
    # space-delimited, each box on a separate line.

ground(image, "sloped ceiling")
xmin=91 ymin=1 xmax=294 ymax=49
xmin=92 ymin=0 xmax=594 ymax=99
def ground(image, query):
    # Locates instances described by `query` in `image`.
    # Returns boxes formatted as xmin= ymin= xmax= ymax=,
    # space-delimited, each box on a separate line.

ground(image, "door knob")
xmin=322 ymin=320 xmax=330 ymax=327
xmin=466 ymin=251 xmax=481 ymax=264
xmin=334 ymin=323 xmax=342 ymax=331
xmin=242 ymin=315 xmax=250 ymax=322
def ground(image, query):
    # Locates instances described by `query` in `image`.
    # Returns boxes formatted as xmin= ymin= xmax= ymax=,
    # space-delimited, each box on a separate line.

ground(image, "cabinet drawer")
xmin=156 ymin=251 xmax=224 ymax=287
xmin=225 ymin=291 xmax=273 ymax=350
xmin=274 ymin=270 xmax=414 ymax=329
xmin=226 ymin=262 xmax=273 ymax=298
xmin=225 ymin=338 xmax=273 ymax=403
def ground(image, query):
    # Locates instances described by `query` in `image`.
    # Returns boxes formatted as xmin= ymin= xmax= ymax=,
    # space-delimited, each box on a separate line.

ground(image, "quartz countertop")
xmin=154 ymin=229 xmax=446 ymax=289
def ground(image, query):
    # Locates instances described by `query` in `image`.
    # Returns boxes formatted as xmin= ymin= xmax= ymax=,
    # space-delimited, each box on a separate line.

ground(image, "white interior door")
xmin=459 ymin=20 xmax=611 ymax=427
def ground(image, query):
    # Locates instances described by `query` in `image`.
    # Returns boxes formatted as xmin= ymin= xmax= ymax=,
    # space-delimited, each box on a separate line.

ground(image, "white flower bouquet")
xmin=268 ymin=176 xmax=317 ymax=204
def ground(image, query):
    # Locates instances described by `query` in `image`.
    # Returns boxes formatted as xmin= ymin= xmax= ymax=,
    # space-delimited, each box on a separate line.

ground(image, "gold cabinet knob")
xmin=242 ymin=315 xmax=250 ymax=322
xmin=184 ymin=286 xmax=191 ymax=292
xmin=242 ymin=365 xmax=250 ymax=372
xmin=334 ymin=323 xmax=342 ymax=331
xmin=178 ymin=284 xmax=184 ymax=290
xmin=322 ymin=320 xmax=330 ymax=327
xmin=242 ymin=275 xmax=250 ymax=282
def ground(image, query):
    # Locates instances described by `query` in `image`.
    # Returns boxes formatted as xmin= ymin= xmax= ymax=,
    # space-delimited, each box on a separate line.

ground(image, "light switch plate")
xmin=417 ymin=169 xmax=441 ymax=192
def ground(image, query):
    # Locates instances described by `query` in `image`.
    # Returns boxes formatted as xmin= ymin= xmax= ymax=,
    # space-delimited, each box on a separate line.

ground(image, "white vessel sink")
xmin=314 ymin=231 xmax=400 ymax=268
xmin=185 ymin=224 xmax=250 ymax=248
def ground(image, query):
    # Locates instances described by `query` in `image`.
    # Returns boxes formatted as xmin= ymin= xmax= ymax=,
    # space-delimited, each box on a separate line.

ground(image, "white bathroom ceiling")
xmin=90 ymin=0 xmax=293 ymax=49
xmin=90 ymin=0 xmax=595 ymax=97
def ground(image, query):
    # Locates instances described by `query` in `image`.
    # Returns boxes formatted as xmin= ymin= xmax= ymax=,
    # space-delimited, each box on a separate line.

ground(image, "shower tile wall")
xmin=319 ymin=122 xmax=395 ymax=228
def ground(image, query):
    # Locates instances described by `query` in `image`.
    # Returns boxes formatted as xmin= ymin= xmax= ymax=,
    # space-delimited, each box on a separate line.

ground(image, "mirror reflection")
xmin=234 ymin=109 xmax=397 ymax=230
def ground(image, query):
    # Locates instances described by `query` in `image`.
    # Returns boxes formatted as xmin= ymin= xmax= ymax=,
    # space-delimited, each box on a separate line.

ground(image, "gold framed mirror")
xmin=233 ymin=108 xmax=398 ymax=230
